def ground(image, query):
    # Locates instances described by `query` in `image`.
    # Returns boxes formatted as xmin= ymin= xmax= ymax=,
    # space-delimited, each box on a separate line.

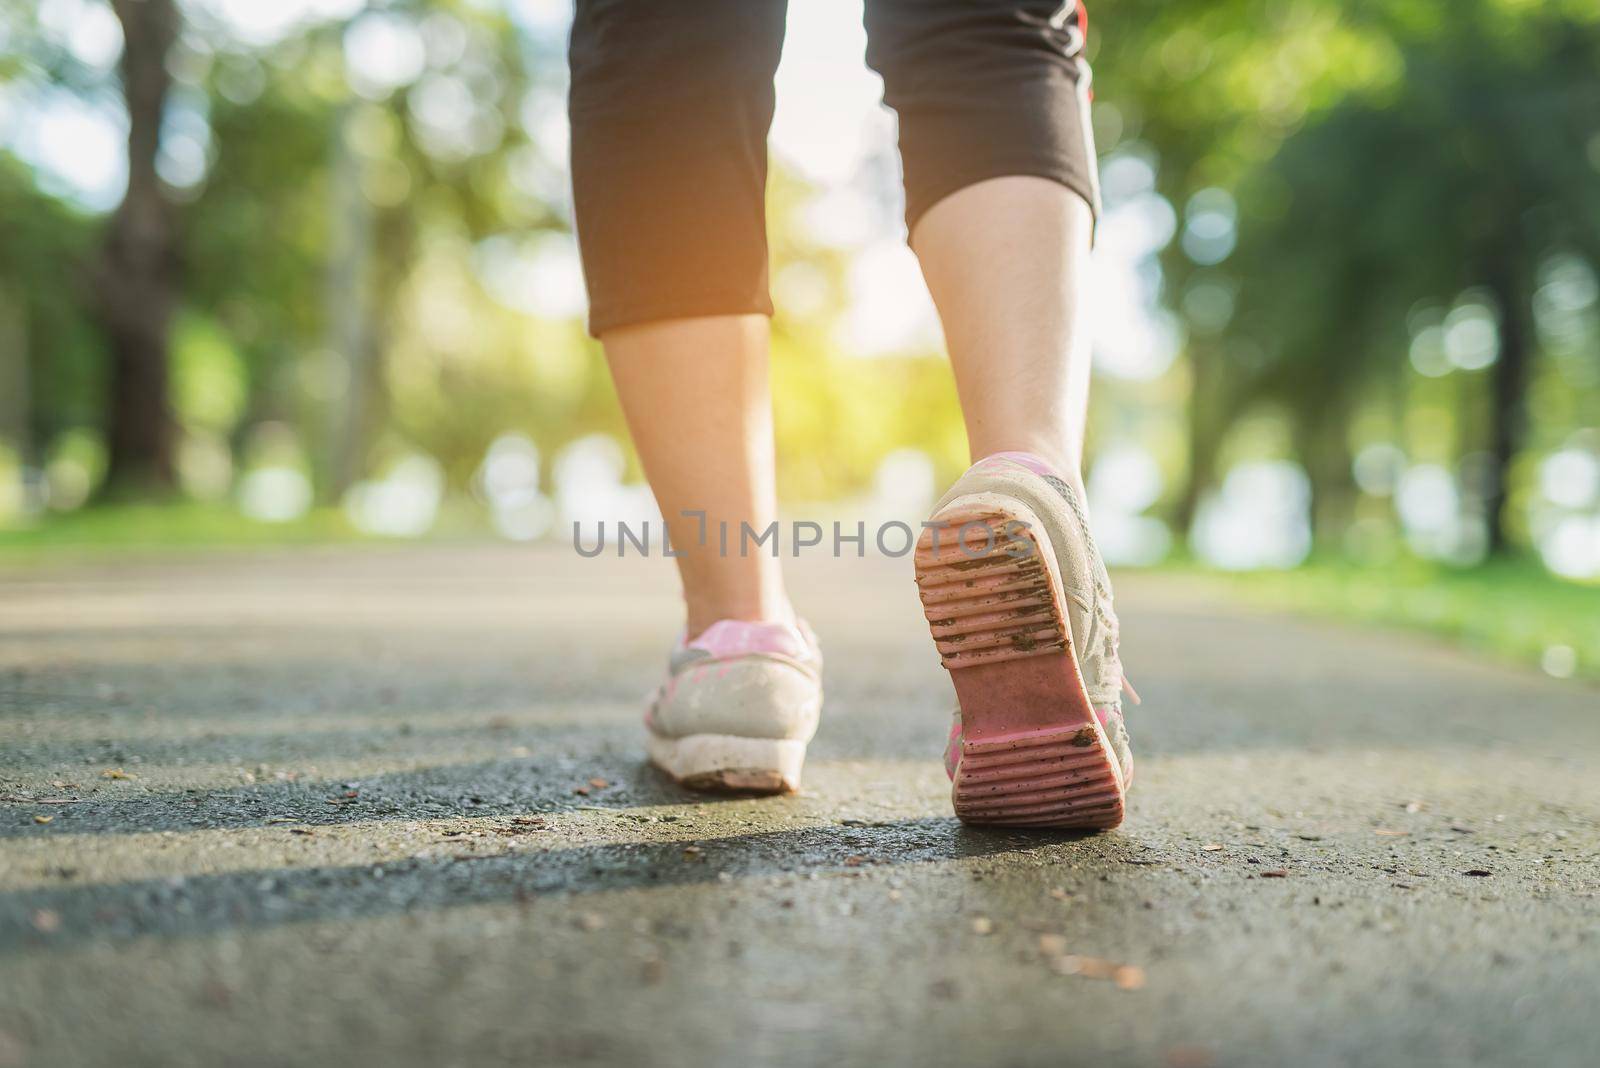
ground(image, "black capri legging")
xmin=568 ymin=0 xmax=1100 ymax=337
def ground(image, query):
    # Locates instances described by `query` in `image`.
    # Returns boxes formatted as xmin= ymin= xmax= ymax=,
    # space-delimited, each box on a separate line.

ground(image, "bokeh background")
xmin=1 ymin=0 xmax=1597 ymax=674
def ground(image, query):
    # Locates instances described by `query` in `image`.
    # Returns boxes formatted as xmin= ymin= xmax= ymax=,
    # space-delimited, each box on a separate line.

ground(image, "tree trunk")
xmin=1296 ymin=399 xmax=1354 ymax=552
xmin=0 ymin=285 xmax=35 ymax=509
xmin=97 ymin=0 xmax=180 ymax=499
xmin=1174 ymin=344 xmax=1222 ymax=539
xmin=319 ymin=101 xmax=376 ymax=502
xmin=1485 ymin=254 xmax=1529 ymax=556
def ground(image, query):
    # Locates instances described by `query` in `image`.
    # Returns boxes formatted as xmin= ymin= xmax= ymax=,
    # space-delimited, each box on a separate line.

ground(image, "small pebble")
xmin=1114 ymin=965 xmax=1147 ymax=991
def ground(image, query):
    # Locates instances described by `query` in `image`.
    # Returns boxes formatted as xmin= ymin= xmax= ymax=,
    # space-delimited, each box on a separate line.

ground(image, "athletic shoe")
xmin=915 ymin=451 xmax=1133 ymax=829
xmin=644 ymin=618 xmax=822 ymax=794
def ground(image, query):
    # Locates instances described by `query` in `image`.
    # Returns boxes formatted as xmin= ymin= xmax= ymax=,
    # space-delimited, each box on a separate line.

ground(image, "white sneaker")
xmin=644 ymin=619 xmax=823 ymax=794
xmin=916 ymin=451 xmax=1133 ymax=829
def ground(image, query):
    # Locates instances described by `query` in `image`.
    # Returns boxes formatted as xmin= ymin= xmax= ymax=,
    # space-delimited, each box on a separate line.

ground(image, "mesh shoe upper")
xmin=646 ymin=619 xmax=823 ymax=743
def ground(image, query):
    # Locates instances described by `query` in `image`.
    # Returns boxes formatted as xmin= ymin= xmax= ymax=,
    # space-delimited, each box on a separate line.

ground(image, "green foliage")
xmin=0 ymin=153 xmax=105 ymax=443
xmin=1143 ymin=0 xmax=1600 ymax=546
xmin=1 ymin=0 xmax=1596 ymax=598
xmin=1186 ymin=554 xmax=1600 ymax=680
xmin=170 ymin=311 xmax=249 ymax=433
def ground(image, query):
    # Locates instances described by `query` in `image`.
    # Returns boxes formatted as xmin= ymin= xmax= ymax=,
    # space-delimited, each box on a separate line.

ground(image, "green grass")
xmin=0 ymin=500 xmax=507 ymax=562
xmin=0 ymin=503 xmax=365 ymax=558
xmin=1177 ymin=555 xmax=1600 ymax=682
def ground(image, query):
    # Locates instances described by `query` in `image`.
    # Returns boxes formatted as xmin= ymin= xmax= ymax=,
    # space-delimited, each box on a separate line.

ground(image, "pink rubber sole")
xmin=915 ymin=496 xmax=1126 ymax=830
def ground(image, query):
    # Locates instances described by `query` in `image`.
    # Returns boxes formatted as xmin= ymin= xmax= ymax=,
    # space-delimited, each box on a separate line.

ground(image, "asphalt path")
xmin=2 ymin=545 xmax=1596 ymax=1067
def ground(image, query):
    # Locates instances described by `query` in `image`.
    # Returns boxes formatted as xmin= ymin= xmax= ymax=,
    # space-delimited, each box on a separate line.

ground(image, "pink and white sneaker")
xmin=644 ymin=619 xmax=823 ymax=794
xmin=916 ymin=452 xmax=1134 ymax=830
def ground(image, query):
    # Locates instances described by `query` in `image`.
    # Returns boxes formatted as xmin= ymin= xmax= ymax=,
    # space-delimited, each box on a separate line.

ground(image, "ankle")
xmin=684 ymin=593 xmax=794 ymax=640
xmin=971 ymin=443 xmax=1084 ymax=488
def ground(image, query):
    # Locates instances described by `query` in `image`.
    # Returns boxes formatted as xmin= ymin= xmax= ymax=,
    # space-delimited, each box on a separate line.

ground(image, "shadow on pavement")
xmin=0 ymin=817 xmax=1128 ymax=955
xmin=0 ymin=747 xmax=750 ymax=840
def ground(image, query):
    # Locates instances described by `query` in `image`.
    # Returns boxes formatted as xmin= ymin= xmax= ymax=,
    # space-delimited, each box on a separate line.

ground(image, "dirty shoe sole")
xmin=646 ymin=733 xmax=807 ymax=794
xmin=915 ymin=492 xmax=1126 ymax=829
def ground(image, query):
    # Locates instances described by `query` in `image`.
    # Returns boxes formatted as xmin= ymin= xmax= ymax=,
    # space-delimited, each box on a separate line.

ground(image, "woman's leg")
xmin=602 ymin=314 xmax=818 ymax=793
xmin=911 ymin=177 xmax=1095 ymax=490
xmin=569 ymin=0 xmax=792 ymax=635
xmin=867 ymin=0 xmax=1133 ymax=828
xmin=602 ymin=315 xmax=790 ymax=637
xmin=864 ymin=0 xmax=1100 ymax=490
xmin=569 ymin=0 xmax=818 ymax=794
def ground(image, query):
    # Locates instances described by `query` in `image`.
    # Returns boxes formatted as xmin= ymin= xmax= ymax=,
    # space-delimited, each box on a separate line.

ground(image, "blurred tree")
xmin=3 ymin=0 xmax=1595 ymax=551
xmin=97 ymin=0 xmax=181 ymax=497
xmin=0 ymin=1 xmax=143 ymax=500
xmin=176 ymin=1 xmax=553 ymax=498
xmin=1211 ymin=4 xmax=1600 ymax=552
xmin=176 ymin=35 xmax=343 ymax=472
xmin=1092 ymin=0 xmax=1407 ymax=537
xmin=0 ymin=156 xmax=104 ymax=483
xmin=321 ymin=100 xmax=377 ymax=499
